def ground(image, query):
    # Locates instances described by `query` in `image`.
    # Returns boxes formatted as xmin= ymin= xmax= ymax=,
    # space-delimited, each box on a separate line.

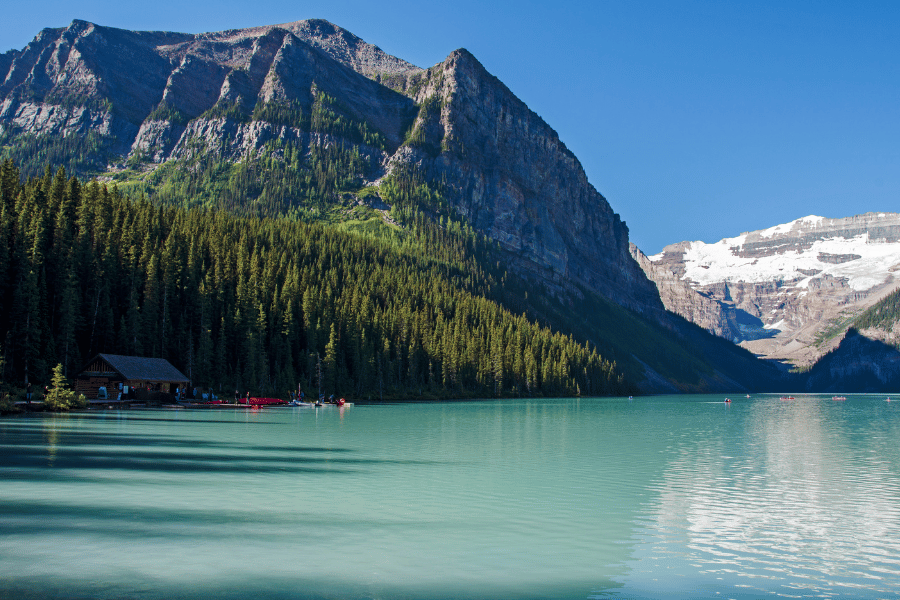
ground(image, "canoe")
xmin=242 ymin=397 xmax=287 ymax=406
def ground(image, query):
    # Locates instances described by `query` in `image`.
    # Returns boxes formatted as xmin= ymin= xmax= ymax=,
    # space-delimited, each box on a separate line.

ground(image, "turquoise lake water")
xmin=2 ymin=394 xmax=900 ymax=599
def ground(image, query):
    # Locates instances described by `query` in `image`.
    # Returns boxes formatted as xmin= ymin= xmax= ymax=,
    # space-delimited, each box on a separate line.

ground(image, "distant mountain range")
xmin=1 ymin=19 xmax=896 ymax=393
xmin=634 ymin=212 xmax=900 ymax=390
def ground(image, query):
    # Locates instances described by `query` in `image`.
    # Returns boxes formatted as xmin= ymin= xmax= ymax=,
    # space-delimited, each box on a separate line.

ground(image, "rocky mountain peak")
xmin=382 ymin=42 xmax=665 ymax=316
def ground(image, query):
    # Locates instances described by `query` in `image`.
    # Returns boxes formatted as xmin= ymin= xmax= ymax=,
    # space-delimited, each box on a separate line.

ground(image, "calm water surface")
xmin=2 ymin=395 xmax=900 ymax=599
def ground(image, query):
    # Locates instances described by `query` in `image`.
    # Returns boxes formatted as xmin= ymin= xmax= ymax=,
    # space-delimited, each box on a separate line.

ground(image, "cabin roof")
xmin=81 ymin=354 xmax=189 ymax=383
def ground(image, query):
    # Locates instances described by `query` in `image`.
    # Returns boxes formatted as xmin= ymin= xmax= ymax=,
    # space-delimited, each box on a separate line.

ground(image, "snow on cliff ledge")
xmin=649 ymin=213 xmax=900 ymax=291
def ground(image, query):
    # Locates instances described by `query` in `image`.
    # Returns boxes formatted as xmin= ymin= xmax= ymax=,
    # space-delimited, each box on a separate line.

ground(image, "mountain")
xmin=803 ymin=328 xmax=900 ymax=392
xmin=0 ymin=19 xmax=663 ymax=315
xmin=638 ymin=213 xmax=900 ymax=369
xmin=0 ymin=19 xmax=788 ymax=394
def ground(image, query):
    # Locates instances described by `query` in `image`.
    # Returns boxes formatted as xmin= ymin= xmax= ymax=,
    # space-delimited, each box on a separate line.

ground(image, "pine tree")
xmin=323 ymin=323 xmax=338 ymax=396
xmin=44 ymin=363 xmax=86 ymax=411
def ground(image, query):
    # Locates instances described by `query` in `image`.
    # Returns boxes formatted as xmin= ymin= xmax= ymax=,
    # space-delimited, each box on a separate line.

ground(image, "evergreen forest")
xmin=0 ymin=159 xmax=632 ymax=400
xmin=853 ymin=288 xmax=900 ymax=334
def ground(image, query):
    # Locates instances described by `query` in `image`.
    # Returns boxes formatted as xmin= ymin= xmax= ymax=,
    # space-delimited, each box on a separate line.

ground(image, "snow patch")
xmin=756 ymin=215 xmax=824 ymax=239
xmin=798 ymin=215 xmax=825 ymax=227
xmin=681 ymin=232 xmax=900 ymax=291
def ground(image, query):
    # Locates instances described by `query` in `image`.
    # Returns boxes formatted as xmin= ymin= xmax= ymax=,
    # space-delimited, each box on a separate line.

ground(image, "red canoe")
xmin=241 ymin=397 xmax=287 ymax=406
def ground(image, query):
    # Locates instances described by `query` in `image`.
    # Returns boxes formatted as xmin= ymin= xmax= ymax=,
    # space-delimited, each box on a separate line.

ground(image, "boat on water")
xmin=287 ymin=398 xmax=351 ymax=407
xmin=780 ymin=396 xmax=795 ymax=400
xmin=319 ymin=394 xmax=346 ymax=407
xmin=832 ymin=396 xmax=847 ymax=401
xmin=242 ymin=397 xmax=287 ymax=406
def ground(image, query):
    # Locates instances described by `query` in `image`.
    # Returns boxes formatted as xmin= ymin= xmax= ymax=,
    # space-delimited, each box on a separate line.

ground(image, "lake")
xmin=2 ymin=394 xmax=899 ymax=599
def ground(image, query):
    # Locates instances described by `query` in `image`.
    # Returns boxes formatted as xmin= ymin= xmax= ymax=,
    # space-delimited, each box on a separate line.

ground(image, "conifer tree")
xmin=44 ymin=363 xmax=86 ymax=411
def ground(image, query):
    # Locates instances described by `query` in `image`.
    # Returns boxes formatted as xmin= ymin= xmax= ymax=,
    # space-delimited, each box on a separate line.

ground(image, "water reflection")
xmin=1 ymin=401 xmax=639 ymax=600
xmin=3 ymin=399 xmax=900 ymax=599
xmin=605 ymin=396 xmax=900 ymax=599
xmin=42 ymin=415 xmax=63 ymax=467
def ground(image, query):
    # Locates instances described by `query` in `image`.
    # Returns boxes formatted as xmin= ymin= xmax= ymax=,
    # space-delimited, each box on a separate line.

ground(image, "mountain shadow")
xmin=804 ymin=328 xmax=900 ymax=393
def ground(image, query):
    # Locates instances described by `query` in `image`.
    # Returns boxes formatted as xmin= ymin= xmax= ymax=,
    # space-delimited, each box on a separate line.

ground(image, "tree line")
xmin=0 ymin=159 xmax=630 ymax=400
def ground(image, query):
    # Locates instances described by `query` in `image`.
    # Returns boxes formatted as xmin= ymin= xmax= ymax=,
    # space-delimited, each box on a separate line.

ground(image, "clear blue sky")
xmin=2 ymin=1 xmax=898 ymax=254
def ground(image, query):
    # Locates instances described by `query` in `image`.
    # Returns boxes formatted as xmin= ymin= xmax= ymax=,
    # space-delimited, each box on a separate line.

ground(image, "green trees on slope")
xmin=0 ymin=160 xmax=628 ymax=400
xmin=854 ymin=288 xmax=900 ymax=335
xmin=118 ymin=94 xmax=383 ymax=220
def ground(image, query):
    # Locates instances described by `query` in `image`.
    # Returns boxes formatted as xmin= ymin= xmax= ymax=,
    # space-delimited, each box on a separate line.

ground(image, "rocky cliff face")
xmin=638 ymin=213 xmax=900 ymax=366
xmin=389 ymin=49 xmax=665 ymax=314
xmin=0 ymin=19 xmax=665 ymax=320
xmin=630 ymin=244 xmax=740 ymax=339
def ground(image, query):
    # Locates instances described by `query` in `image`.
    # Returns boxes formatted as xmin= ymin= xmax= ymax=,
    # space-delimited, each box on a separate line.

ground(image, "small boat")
xmin=288 ymin=400 xmax=313 ymax=407
xmin=242 ymin=397 xmax=287 ymax=406
xmin=832 ymin=396 xmax=847 ymax=401
xmin=320 ymin=395 xmax=346 ymax=406
xmin=780 ymin=396 xmax=795 ymax=400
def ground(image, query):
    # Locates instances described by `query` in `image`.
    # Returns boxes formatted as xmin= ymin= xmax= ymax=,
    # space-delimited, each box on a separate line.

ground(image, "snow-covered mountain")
xmin=636 ymin=212 xmax=900 ymax=367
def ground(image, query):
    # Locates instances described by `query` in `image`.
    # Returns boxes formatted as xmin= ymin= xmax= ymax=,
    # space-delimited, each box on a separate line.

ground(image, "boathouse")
xmin=73 ymin=354 xmax=189 ymax=400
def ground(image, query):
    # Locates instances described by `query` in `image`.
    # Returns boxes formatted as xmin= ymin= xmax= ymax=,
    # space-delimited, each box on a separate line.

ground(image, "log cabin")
xmin=73 ymin=354 xmax=189 ymax=400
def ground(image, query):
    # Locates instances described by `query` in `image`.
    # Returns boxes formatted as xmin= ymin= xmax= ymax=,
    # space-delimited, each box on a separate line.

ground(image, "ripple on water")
xmin=2 ymin=397 xmax=900 ymax=599
xmin=604 ymin=395 xmax=900 ymax=599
